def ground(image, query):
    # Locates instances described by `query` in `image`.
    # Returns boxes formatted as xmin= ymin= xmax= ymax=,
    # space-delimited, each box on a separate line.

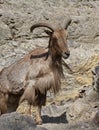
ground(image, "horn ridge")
xmin=65 ymin=18 xmax=72 ymax=29
xmin=30 ymin=23 xmax=54 ymax=32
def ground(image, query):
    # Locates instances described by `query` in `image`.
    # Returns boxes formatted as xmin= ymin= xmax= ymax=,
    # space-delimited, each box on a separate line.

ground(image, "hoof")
xmin=36 ymin=120 xmax=42 ymax=125
xmin=35 ymin=119 xmax=42 ymax=125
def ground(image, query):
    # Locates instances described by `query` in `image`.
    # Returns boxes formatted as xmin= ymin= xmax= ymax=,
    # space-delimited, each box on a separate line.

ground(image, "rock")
xmin=41 ymin=104 xmax=68 ymax=124
xmin=66 ymin=99 xmax=91 ymax=122
xmin=93 ymin=111 xmax=99 ymax=125
xmin=63 ymin=111 xmax=99 ymax=130
xmin=0 ymin=0 xmax=4 ymax=4
xmin=66 ymin=87 xmax=99 ymax=123
xmin=0 ymin=66 xmax=3 ymax=72
xmin=0 ymin=21 xmax=12 ymax=43
xmin=68 ymin=53 xmax=99 ymax=86
xmin=0 ymin=112 xmax=47 ymax=130
xmin=42 ymin=111 xmax=99 ymax=130
xmin=0 ymin=112 xmax=36 ymax=130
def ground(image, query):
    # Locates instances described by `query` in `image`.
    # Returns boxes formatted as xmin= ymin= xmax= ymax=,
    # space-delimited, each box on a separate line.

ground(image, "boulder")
xmin=0 ymin=112 xmax=47 ymax=130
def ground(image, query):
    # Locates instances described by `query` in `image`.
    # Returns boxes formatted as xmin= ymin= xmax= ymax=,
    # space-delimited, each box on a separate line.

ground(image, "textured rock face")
xmin=0 ymin=112 xmax=47 ymax=130
xmin=0 ymin=0 xmax=99 ymax=130
xmin=0 ymin=0 xmax=99 ymax=68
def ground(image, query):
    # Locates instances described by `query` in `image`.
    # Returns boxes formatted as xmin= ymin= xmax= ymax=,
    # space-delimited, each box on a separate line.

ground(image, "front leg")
xmin=17 ymin=100 xmax=33 ymax=115
xmin=35 ymin=105 xmax=42 ymax=125
xmin=0 ymin=92 xmax=8 ymax=115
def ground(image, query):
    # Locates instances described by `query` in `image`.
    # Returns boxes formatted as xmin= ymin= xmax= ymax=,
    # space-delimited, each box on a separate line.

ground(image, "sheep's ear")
xmin=44 ymin=30 xmax=53 ymax=36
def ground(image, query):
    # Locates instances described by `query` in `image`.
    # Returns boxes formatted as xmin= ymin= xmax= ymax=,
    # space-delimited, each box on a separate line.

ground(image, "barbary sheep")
xmin=0 ymin=19 xmax=71 ymax=124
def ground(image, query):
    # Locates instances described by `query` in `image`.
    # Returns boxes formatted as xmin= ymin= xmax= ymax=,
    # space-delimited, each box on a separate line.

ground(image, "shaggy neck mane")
xmin=48 ymin=39 xmax=64 ymax=94
xmin=49 ymin=37 xmax=64 ymax=76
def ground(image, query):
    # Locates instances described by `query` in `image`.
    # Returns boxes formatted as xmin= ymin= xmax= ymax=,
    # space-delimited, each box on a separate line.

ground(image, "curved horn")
xmin=65 ymin=17 xmax=72 ymax=29
xmin=30 ymin=23 xmax=55 ymax=32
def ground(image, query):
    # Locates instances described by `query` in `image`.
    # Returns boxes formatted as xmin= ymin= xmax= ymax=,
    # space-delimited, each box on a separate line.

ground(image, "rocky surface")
xmin=0 ymin=112 xmax=47 ymax=130
xmin=0 ymin=0 xmax=99 ymax=130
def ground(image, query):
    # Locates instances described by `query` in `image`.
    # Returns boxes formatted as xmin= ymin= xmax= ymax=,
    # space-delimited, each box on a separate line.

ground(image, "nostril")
xmin=63 ymin=51 xmax=70 ymax=59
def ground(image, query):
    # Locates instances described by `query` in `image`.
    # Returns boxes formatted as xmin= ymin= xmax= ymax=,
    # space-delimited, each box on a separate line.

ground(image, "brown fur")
xmin=0 ymin=21 xmax=71 ymax=124
xmin=0 ymin=91 xmax=8 ymax=114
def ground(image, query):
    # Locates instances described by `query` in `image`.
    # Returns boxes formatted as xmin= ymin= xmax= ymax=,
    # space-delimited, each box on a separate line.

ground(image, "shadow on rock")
xmin=42 ymin=112 xmax=68 ymax=124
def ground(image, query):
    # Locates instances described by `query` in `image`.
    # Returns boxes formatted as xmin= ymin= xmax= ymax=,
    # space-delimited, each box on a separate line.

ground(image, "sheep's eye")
xmin=53 ymin=37 xmax=57 ymax=41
